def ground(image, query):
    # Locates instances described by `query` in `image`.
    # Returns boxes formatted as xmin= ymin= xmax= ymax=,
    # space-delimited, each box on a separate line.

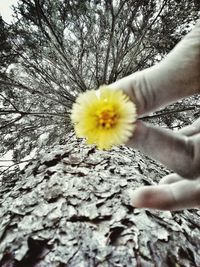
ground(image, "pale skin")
xmin=109 ymin=21 xmax=200 ymax=211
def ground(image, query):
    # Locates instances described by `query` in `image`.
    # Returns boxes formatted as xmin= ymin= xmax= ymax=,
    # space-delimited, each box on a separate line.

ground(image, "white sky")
xmin=0 ymin=0 xmax=19 ymax=23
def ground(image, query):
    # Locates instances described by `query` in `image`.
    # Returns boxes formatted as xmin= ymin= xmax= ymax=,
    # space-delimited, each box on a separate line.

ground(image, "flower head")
xmin=71 ymin=86 xmax=137 ymax=149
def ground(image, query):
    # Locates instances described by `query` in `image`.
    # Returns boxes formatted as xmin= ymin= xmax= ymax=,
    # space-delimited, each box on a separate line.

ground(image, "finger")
xmin=159 ymin=173 xmax=183 ymax=185
xmin=178 ymin=117 xmax=200 ymax=136
xmin=109 ymin=21 xmax=200 ymax=116
xmin=127 ymin=121 xmax=200 ymax=179
xmin=131 ymin=179 xmax=200 ymax=211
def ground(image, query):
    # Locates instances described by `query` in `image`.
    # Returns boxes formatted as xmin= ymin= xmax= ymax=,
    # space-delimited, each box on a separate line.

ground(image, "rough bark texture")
xmin=0 ymin=133 xmax=200 ymax=267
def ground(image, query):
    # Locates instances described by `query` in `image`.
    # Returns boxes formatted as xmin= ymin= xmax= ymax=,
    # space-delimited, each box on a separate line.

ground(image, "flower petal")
xmin=71 ymin=86 xmax=137 ymax=149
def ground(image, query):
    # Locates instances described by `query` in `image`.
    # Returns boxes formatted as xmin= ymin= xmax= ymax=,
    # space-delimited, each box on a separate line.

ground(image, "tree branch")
xmin=140 ymin=106 xmax=198 ymax=120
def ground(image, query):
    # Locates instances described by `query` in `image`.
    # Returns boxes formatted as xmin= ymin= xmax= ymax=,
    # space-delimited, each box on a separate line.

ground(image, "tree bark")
xmin=0 ymin=133 xmax=200 ymax=267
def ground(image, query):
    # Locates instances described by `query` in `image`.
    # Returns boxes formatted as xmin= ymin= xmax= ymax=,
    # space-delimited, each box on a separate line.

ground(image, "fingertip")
xmin=131 ymin=186 xmax=155 ymax=208
xmin=130 ymin=185 xmax=175 ymax=210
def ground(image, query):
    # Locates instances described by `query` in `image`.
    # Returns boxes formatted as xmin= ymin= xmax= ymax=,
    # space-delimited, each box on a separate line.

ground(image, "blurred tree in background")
xmin=0 ymin=16 xmax=17 ymax=72
xmin=0 ymin=0 xmax=200 ymax=176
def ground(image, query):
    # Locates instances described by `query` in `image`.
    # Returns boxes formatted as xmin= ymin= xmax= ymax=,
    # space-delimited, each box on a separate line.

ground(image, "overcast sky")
xmin=0 ymin=0 xmax=18 ymax=23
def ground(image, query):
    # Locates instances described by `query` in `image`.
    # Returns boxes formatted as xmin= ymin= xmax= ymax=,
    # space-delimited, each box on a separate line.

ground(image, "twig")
xmin=140 ymin=106 xmax=197 ymax=120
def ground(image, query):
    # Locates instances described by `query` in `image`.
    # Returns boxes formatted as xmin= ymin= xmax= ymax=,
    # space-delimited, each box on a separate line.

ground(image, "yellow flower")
xmin=71 ymin=86 xmax=137 ymax=149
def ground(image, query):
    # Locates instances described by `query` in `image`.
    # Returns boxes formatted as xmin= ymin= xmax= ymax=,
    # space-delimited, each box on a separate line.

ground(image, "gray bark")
xmin=0 ymin=133 xmax=200 ymax=267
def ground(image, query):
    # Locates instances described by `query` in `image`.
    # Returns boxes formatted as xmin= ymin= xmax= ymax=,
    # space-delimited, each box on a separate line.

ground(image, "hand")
xmin=109 ymin=21 xmax=200 ymax=116
xmin=109 ymin=21 xmax=200 ymax=210
xmin=131 ymin=118 xmax=200 ymax=211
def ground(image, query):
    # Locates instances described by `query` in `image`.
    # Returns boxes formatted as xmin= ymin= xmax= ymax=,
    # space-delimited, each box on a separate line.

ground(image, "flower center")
xmin=96 ymin=107 xmax=119 ymax=129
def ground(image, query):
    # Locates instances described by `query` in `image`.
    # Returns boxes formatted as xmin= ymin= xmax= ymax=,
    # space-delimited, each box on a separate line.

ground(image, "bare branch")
xmin=140 ymin=106 xmax=198 ymax=120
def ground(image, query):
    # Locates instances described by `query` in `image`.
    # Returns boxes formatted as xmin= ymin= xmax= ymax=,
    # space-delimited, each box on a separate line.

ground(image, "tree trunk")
xmin=0 ymin=133 xmax=200 ymax=267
